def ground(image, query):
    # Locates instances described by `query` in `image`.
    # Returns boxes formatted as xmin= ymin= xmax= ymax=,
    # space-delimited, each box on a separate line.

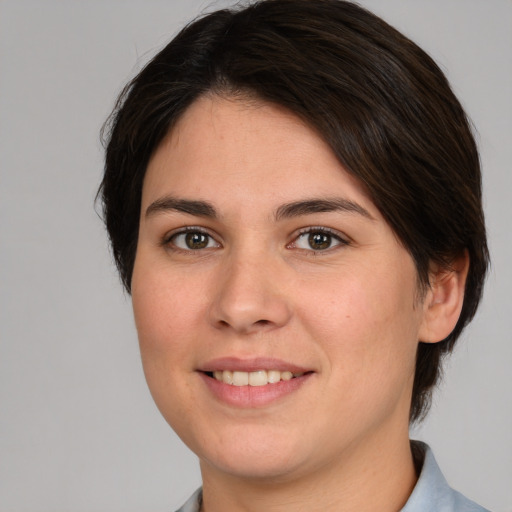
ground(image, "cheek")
xmin=132 ymin=261 xmax=206 ymax=351
xmin=302 ymin=264 xmax=418 ymax=334
xmin=130 ymin=263 xmax=207 ymax=412
xmin=131 ymin=263 xmax=203 ymax=424
xmin=300 ymin=272 xmax=420 ymax=430
xmin=297 ymin=261 xmax=421 ymax=378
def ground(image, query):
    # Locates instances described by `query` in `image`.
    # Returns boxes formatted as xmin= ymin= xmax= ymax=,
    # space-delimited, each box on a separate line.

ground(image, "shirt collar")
xmin=176 ymin=487 xmax=202 ymax=512
xmin=402 ymin=441 xmax=488 ymax=512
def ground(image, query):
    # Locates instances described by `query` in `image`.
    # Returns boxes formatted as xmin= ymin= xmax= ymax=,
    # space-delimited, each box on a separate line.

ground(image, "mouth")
xmin=198 ymin=358 xmax=314 ymax=406
xmin=205 ymin=369 xmax=308 ymax=387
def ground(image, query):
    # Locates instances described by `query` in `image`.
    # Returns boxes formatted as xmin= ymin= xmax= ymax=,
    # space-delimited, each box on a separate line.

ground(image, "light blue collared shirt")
xmin=174 ymin=443 xmax=490 ymax=512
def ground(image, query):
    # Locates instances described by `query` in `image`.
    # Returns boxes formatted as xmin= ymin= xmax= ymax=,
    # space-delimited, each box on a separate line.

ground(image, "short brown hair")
xmin=99 ymin=0 xmax=489 ymax=422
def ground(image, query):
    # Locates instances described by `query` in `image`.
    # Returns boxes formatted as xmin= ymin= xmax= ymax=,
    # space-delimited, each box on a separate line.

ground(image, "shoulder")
xmin=402 ymin=441 xmax=490 ymax=512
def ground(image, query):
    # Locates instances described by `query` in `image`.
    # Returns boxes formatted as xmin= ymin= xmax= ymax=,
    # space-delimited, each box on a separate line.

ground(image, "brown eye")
xmin=170 ymin=230 xmax=219 ymax=251
xmin=185 ymin=232 xmax=209 ymax=249
xmin=308 ymin=232 xmax=332 ymax=250
xmin=292 ymin=228 xmax=347 ymax=252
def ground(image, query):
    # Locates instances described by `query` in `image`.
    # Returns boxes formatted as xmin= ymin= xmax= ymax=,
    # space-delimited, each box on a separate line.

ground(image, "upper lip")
xmin=198 ymin=357 xmax=312 ymax=374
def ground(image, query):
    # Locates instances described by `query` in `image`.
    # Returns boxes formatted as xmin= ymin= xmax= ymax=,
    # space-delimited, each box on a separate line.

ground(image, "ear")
xmin=418 ymin=251 xmax=470 ymax=343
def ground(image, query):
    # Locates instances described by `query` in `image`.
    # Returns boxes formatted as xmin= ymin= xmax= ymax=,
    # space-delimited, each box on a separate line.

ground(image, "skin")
xmin=131 ymin=95 xmax=467 ymax=512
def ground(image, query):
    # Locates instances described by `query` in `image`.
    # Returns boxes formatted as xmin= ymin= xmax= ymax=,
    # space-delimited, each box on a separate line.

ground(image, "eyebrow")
xmin=144 ymin=195 xmax=374 ymax=221
xmin=145 ymin=197 xmax=217 ymax=219
xmin=274 ymin=198 xmax=374 ymax=221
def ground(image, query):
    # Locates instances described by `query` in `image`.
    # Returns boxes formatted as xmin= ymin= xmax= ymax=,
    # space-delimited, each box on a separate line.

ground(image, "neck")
xmin=199 ymin=424 xmax=417 ymax=512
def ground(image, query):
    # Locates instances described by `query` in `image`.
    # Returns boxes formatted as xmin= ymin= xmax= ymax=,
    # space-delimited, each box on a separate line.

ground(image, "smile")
xmin=210 ymin=370 xmax=305 ymax=387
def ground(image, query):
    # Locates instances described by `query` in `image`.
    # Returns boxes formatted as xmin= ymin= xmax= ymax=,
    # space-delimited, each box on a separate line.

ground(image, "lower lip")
xmin=199 ymin=372 xmax=313 ymax=408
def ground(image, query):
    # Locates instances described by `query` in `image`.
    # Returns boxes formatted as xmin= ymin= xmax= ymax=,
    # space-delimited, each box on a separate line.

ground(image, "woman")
xmin=99 ymin=1 xmax=489 ymax=510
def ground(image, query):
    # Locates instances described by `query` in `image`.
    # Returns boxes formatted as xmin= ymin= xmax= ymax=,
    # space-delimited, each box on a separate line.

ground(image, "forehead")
xmin=143 ymin=94 xmax=379 ymax=218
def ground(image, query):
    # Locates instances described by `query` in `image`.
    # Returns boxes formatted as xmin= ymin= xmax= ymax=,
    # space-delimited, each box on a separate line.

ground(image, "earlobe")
xmin=418 ymin=251 xmax=470 ymax=343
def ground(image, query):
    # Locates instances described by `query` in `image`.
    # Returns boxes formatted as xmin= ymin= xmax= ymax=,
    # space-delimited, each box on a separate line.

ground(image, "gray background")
xmin=0 ymin=1 xmax=510 ymax=511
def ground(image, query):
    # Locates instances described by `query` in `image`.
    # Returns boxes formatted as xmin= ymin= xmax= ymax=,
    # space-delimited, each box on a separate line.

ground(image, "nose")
xmin=209 ymin=250 xmax=293 ymax=335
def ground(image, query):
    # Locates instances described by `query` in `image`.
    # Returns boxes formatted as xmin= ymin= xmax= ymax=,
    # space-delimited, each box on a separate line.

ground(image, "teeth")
xmin=232 ymin=371 xmax=249 ymax=386
xmin=222 ymin=371 xmax=233 ymax=385
xmin=212 ymin=370 xmax=304 ymax=386
xmin=267 ymin=370 xmax=281 ymax=384
xmin=248 ymin=370 xmax=267 ymax=386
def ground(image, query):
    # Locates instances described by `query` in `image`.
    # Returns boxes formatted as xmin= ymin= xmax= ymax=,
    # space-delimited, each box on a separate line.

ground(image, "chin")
xmin=191 ymin=424 xmax=311 ymax=481
xmin=200 ymin=450 xmax=304 ymax=482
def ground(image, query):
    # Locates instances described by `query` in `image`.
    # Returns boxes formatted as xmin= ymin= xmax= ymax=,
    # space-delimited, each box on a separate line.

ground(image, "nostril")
xmin=216 ymin=318 xmax=270 ymax=330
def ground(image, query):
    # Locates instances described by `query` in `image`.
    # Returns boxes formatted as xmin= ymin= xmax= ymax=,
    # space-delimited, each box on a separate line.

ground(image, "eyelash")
xmin=289 ymin=226 xmax=349 ymax=253
xmin=161 ymin=226 xmax=350 ymax=253
xmin=162 ymin=226 xmax=220 ymax=253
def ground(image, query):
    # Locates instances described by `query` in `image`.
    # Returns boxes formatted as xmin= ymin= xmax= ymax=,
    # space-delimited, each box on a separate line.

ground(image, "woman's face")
xmin=132 ymin=95 xmax=428 ymax=482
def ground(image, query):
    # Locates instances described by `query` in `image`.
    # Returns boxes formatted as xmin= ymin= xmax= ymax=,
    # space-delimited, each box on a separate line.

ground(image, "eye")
xmin=291 ymin=228 xmax=347 ymax=252
xmin=168 ymin=229 xmax=220 ymax=251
